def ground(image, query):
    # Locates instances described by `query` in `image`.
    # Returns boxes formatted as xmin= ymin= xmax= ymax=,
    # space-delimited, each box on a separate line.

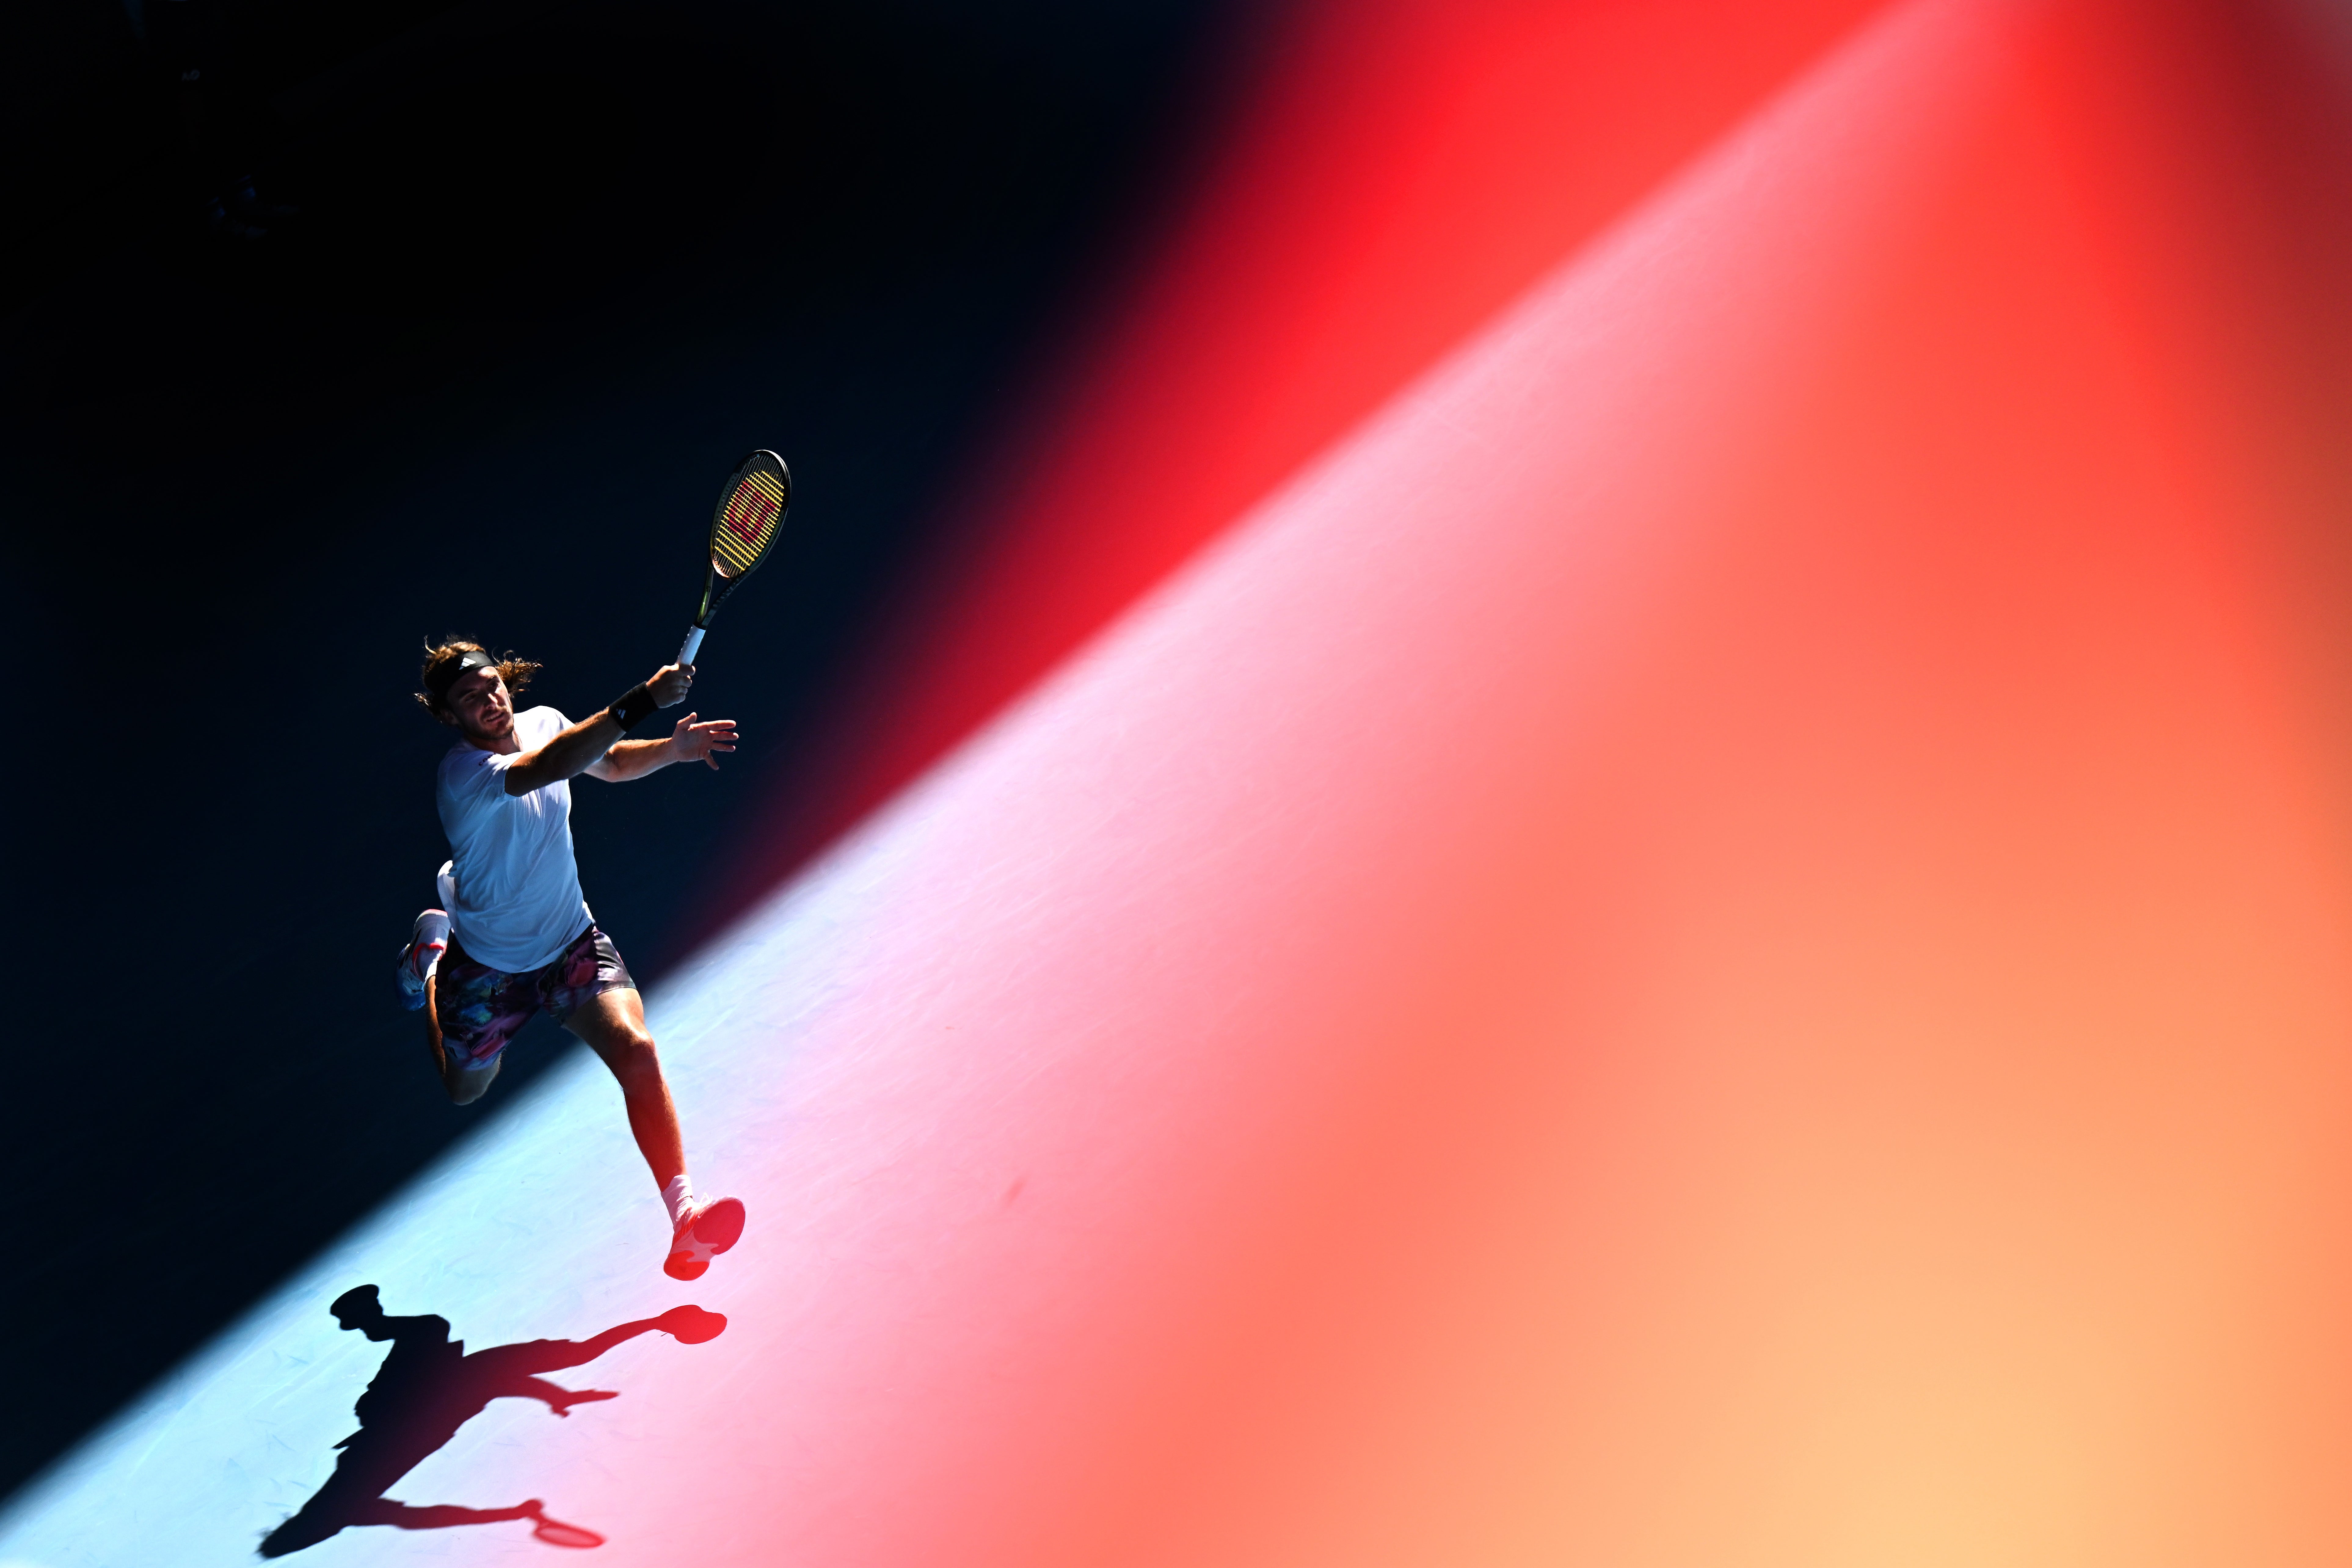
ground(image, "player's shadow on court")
xmin=258 ymin=1284 xmax=725 ymax=1557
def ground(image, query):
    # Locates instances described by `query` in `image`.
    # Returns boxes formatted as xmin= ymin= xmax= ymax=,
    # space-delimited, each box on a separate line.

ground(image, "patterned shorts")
xmin=433 ymin=924 xmax=635 ymax=1070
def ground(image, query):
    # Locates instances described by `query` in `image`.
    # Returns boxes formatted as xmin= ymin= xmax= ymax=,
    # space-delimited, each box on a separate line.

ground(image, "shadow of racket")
xmin=530 ymin=1505 xmax=606 ymax=1549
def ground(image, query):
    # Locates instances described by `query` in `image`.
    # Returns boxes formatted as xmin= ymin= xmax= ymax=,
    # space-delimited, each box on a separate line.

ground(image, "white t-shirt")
xmin=436 ymin=705 xmax=596 ymax=973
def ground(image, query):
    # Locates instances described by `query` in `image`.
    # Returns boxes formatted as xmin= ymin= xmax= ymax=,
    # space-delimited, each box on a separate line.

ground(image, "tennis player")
xmin=395 ymin=640 xmax=745 ymax=1281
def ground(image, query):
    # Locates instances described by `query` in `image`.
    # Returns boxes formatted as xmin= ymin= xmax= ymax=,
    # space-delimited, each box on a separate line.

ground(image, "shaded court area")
xmin=0 ymin=0 xmax=1236 ymax=1499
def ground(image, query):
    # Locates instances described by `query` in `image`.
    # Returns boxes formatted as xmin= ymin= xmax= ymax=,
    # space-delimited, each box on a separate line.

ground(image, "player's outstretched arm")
xmin=504 ymin=664 xmax=695 ymax=795
xmin=587 ymin=714 xmax=740 ymax=782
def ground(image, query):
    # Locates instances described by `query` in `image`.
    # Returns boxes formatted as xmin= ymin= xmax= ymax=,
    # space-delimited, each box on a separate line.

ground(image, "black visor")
xmin=424 ymin=648 xmax=498 ymax=703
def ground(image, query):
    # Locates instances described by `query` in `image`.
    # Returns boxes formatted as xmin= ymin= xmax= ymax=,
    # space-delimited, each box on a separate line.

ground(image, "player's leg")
xmin=549 ymin=926 xmax=744 ymax=1278
xmin=423 ymin=975 xmax=490 ymax=1101
xmin=446 ymin=1057 xmax=501 ymax=1106
xmin=393 ymin=864 xmax=457 ymax=1011
xmin=425 ymin=974 xmax=505 ymax=1103
xmin=428 ymin=946 xmax=530 ymax=1105
xmin=562 ymin=985 xmax=685 ymax=1188
xmin=394 ymin=908 xmax=449 ymax=1011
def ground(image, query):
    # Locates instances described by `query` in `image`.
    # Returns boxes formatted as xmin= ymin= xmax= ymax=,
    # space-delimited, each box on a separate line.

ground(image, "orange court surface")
xmin=9 ymin=0 xmax=2352 ymax=1563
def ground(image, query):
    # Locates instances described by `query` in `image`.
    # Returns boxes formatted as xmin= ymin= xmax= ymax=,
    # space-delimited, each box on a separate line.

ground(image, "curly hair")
xmin=416 ymin=638 xmax=542 ymax=718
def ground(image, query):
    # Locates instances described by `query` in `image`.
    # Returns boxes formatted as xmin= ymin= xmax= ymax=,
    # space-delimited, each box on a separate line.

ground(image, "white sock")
xmin=662 ymin=1174 xmax=695 ymax=1227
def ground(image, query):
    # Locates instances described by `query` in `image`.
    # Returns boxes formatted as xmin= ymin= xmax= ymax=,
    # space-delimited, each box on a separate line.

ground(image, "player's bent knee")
xmin=446 ymin=1060 xmax=499 ymax=1104
xmin=603 ymin=1032 xmax=663 ymax=1086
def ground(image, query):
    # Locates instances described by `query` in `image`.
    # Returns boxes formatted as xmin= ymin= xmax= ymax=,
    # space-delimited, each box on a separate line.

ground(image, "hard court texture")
xmin=10 ymin=0 xmax=2352 ymax=1563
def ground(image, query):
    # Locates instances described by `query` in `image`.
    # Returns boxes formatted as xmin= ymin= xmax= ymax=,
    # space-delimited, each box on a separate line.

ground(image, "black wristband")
xmin=608 ymin=682 xmax=657 ymax=733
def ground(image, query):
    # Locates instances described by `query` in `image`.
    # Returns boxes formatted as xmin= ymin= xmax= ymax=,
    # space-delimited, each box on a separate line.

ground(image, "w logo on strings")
xmin=724 ymin=482 xmax=780 ymax=546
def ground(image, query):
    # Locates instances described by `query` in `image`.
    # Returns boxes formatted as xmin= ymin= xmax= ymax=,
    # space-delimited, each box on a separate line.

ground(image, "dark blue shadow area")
xmin=0 ymin=0 xmax=1247 ymax=1501
xmin=258 ymin=1286 xmax=723 ymax=1557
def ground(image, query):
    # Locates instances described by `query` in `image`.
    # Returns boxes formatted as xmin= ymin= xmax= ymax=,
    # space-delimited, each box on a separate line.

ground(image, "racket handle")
xmin=678 ymin=627 xmax=706 ymax=665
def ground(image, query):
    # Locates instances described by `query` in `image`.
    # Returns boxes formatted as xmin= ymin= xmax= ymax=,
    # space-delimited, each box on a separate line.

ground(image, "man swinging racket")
xmin=395 ymin=641 xmax=746 ymax=1282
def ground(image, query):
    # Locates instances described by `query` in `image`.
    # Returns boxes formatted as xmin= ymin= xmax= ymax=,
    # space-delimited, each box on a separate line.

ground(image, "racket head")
xmin=708 ymin=450 xmax=790 ymax=582
xmin=532 ymin=1518 xmax=606 ymax=1550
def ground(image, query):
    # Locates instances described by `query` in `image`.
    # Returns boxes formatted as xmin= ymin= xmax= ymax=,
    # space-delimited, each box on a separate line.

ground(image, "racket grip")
xmin=678 ymin=627 xmax=706 ymax=665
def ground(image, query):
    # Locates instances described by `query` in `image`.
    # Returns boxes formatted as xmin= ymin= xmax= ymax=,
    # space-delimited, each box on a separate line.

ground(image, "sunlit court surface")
xmin=11 ymin=0 xmax=2352 ymax=1562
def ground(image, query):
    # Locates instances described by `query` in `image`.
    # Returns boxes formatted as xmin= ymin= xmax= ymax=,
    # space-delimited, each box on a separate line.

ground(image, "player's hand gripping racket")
xmin=678 ymin=450 xmax=791 ymax=665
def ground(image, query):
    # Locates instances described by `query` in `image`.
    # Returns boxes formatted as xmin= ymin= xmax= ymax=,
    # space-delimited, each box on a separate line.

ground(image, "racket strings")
xmin=711 ymin=469 xmax=786 ymax=577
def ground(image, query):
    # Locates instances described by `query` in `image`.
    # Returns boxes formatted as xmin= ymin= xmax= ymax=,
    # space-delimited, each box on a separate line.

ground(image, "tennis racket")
xmin=677 ymin=449 xmax=791 ymax=665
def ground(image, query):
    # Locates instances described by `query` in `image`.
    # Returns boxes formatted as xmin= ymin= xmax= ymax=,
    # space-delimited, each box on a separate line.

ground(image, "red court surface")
xmin=9 ymin=0 xmax=2352 ymax=1563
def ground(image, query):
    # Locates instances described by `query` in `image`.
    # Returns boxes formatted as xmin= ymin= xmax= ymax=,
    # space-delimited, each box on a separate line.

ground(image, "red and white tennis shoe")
xmin=396 ymin=908 xmax=450 ymax=1011
xmin=664 ymin=1195 xmax=746 ymax=1281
